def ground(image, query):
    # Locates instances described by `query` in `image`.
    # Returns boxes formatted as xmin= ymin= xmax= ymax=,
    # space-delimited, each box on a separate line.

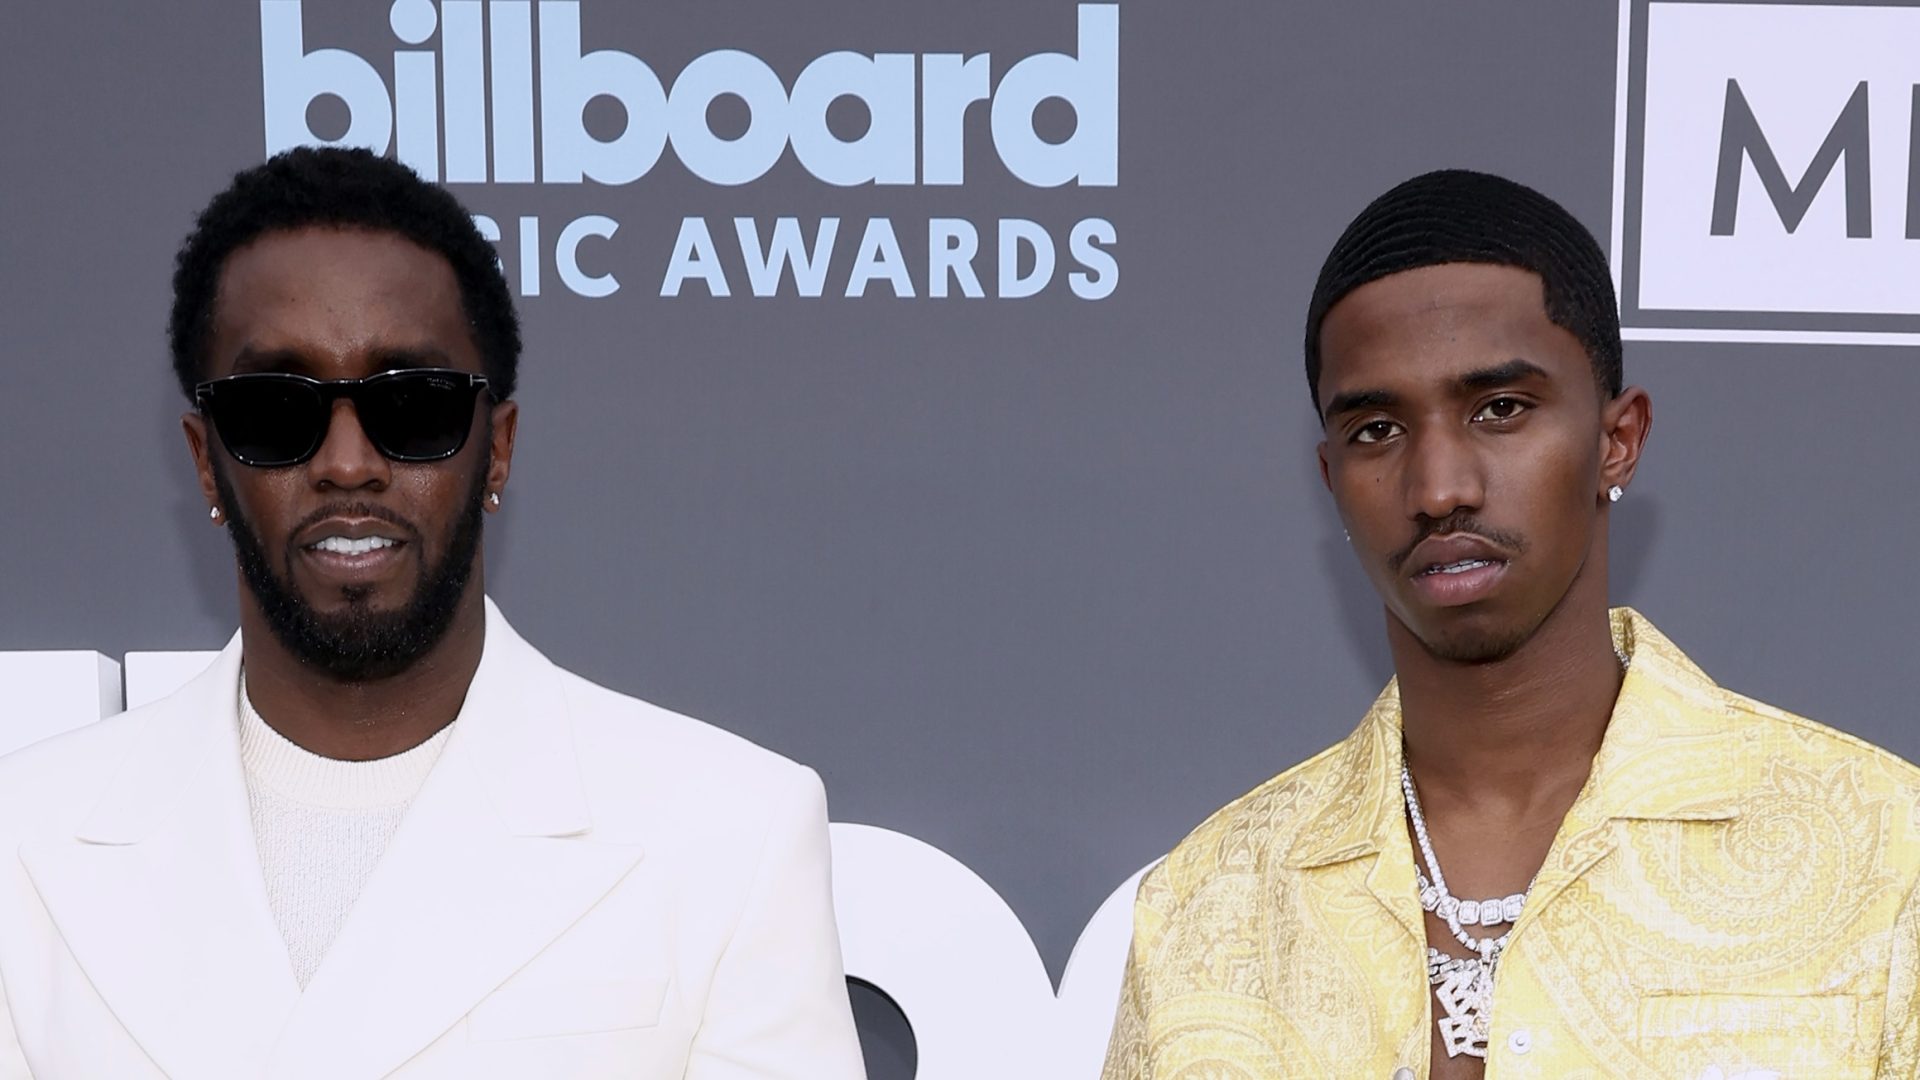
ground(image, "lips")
xmin=294 ymin=514 xmax=413 ymax=586
xmin=295 ymin=515 xmax=410 ymax=550
xmin=1404 ymin=534 xmax=1512 ymax=607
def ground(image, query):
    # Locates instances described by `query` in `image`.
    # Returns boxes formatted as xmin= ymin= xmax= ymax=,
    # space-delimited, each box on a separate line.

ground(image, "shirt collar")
xmin=1286 ymin=607 xmax=1747 ymax=871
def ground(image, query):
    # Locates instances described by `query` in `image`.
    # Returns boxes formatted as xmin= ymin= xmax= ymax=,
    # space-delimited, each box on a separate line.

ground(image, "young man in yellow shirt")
xmin=1101 ymin=170 xmax=1920 ymax=1079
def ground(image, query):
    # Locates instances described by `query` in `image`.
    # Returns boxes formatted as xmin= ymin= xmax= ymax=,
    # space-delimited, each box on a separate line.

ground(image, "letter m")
xmin=1711 ymin=79 xmax=1871 ymax=237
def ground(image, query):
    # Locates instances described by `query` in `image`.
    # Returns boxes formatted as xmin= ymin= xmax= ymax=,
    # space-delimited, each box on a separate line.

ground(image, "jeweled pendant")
xmin=1432 ymin=957 xmax=1495 ymax=1059
xmin=1438 ymin=1014 xmax=1491 ymax=1059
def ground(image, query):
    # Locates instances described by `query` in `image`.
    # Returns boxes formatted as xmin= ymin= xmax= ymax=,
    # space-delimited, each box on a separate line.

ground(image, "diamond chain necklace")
xmin=1401 ymin=762 xmax=1513 ymax=1059
xmin=1402 ymin=644 xmax=1629 ymax=1059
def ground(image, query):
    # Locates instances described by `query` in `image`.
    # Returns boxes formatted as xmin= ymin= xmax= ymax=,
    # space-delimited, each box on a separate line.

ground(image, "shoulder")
xmin=1141 ymin=734 xmax=1357 ymax=910
xmin=555 ymin=667 xmax=827 ymax=837
xmin=561 ymin=670 xmax=818 ymax=790
xmin=487 ymin=602 xmax=819 ymax=809
xmin=484 ymin=603 xmax=825 ymax=825
xmin=0 ymin=707 xmax=158 ymax=839
xmin=1623 ymin=609 xmax=1920 ymax=856
xmin=1719 ymin=685 xmax=1920 ymax=813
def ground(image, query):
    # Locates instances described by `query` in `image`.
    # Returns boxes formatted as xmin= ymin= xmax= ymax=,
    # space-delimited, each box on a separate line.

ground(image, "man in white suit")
xmin=0 ymin=147 xmax=867 ymax=1079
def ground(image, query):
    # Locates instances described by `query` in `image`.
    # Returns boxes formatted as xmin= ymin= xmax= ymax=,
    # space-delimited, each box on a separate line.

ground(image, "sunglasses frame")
xmin=194 ymin=367 xmax=494 ymax=468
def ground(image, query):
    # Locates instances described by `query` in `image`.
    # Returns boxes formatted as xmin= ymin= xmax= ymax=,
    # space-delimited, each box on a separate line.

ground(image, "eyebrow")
xmin=1321 ymin=358 xmax=1553 ymax=421
xmin=1458 ymin=358 xmax=1551 ymax=391
xmin=1321 ymin=388 xmax=1398 ymax=420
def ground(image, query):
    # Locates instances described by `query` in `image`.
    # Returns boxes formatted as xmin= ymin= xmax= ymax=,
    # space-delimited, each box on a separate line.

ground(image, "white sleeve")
xmin=683 ymin=767 xmax=867 ymax=1080
xmin=0 ymin=962 xmax=31 ymax=1079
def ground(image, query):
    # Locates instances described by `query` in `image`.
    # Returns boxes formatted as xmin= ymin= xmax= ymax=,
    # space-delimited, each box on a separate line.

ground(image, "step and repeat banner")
xmin=5 ymin=2 xmax=1920 ymax=1076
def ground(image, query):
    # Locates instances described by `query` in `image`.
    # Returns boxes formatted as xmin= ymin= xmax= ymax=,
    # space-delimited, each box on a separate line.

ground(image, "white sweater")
xmin=238 ymin=679 xmax=454 ymax=988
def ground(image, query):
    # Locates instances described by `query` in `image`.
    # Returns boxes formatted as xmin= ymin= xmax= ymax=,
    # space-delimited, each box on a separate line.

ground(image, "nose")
xmin=1404 ymin=425 xmax=1485 ymax=523
xmin=306 ymin=398 xmax=390 ymax=491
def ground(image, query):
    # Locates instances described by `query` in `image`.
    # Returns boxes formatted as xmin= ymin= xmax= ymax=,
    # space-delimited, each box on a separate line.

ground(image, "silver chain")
xmin=1402 ymin=642 xmax=1629 ymax=1058
xmin=1401 ymin=764 xmax=1522 ymax=956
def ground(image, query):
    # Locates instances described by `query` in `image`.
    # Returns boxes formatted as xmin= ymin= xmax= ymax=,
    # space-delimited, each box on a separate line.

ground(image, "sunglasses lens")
xmin=206 ymin=378 xmax=324 ymax=466
xmin=357 ymin=371 xmax=480 ymax=461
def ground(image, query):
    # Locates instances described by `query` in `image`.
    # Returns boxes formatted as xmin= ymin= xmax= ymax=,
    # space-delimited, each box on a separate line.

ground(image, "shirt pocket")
xmin=467 ymin=977 xmax=671 ymax=1042
xmin=1635 ymin=993 xmax=1879 ymax=1079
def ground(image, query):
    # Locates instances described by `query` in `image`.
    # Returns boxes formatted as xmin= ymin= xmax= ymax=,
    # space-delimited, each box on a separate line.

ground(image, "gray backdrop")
xmin=4 ymin=2 xmax=1916 ymax=1075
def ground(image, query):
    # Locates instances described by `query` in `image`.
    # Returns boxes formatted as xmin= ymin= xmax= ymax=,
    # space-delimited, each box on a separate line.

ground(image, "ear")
xmin=182 ymin=411 xmax=223 ymax=519
xmin=483 ymin=398 xmax=519 ymax=508
xmin=1598 ymin=386 xmax=1652 ymax=501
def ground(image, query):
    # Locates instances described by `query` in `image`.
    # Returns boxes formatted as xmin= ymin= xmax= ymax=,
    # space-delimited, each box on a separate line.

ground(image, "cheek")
xmin=391 ymin=468 xmax=479 ymax=535
xmin=228 ymin=472 xmax=307 ymax=534
xmin=1329 ymin=470 xmax=1404 ymax=574
xmin=1329 ymin=457 xmax=1395 ymax=523
xmin=1498 ymin=433 xmax=1600 ymax=538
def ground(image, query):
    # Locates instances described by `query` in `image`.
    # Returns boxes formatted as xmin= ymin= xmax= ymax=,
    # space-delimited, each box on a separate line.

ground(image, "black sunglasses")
xmin=194 ymin=368 xmax=493 ymax=468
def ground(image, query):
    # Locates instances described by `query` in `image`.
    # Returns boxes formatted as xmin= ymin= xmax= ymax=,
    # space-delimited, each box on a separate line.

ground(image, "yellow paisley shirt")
xmin=1102 ymin=609 xmax=1920 ymax=1079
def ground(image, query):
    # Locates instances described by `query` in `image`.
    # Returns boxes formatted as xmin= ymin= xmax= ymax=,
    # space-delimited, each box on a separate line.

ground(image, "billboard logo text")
xmin=262 ymin=0 xmax=1119 ymax=188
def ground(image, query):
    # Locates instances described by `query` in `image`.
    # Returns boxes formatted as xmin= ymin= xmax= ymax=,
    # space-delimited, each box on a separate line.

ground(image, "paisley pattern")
xmin=1102 ymin=610 xmax=1920 ymax=1079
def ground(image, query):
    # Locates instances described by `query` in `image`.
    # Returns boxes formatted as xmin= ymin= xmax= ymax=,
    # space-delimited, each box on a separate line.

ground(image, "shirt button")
xmin=1392 ymin=1069 xmax=1415 ymax=1080
xmin=1508 ymin=1028 xmax=1533 ymax=1055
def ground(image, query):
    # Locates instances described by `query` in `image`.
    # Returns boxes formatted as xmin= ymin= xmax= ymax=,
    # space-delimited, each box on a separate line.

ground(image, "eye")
xmin=1351 ymin=419 xmax=1403 ymax=445
xmin=1472 ymin=397 xmax=1530 ymax=423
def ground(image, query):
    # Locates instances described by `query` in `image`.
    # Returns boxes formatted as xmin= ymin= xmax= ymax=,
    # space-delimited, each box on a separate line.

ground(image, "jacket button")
xmin=1508 ymin=1028 xmax=1533 ymax=1055
xmin=1392 ymin=1069 xmax=1415 ymax=1080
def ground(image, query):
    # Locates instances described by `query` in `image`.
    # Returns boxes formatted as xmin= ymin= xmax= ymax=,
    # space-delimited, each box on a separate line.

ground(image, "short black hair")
xmin=168 ymin=146 xmax=519 ymax=400
xmin=1303 ymin=169 xmax=1621 ymax=413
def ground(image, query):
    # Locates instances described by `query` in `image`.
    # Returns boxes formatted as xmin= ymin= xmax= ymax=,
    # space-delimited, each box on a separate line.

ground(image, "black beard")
xmin=212 ymin=453 xmax=487 ymax=683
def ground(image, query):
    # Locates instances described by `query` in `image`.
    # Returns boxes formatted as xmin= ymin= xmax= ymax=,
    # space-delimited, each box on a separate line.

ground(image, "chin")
xmin=1406 ymin=610 xmax=1535 ymax=665
xmin=308 ymin=579 xmax=413 ymax=612
xmin=337 ymin=581 xmax=395 ymax=605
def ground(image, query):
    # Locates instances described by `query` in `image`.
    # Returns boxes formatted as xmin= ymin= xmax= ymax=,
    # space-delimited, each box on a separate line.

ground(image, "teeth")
xmin=1427 ymin=558 xmax=1492 ymax=575
xmin=311 ymin=535 xmax=397 ymax=556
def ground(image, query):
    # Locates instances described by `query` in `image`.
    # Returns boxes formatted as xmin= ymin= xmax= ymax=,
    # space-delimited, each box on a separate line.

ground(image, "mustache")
xmin=1384 ymin=513 xmax=1526 ymax=574
xmin=287 ymin=501 xmax=423 ymax=547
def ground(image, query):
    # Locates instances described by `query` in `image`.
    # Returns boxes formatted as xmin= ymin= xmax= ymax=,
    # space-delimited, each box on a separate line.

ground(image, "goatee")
xmin=212 ymin=452 xmax=487 ymax=682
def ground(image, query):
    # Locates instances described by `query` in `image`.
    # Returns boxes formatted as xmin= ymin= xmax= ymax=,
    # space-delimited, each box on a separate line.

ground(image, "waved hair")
xmin=1303 ymin=169 xmax=1622 ymax=413
xmin=168 ymin=146 xmax=519 ymax=399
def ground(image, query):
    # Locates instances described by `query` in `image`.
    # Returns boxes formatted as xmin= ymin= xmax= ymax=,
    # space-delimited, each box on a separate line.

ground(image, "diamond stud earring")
xmin=210 ymin=506 xmax=223 ymax=523
xmin=1607 ymin=485 xmax=1623 ymax=503
xmin=487 ymin=492 xmax=501 ymax=508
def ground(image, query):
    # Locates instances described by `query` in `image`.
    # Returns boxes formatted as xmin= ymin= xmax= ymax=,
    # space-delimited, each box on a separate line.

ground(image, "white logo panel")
xmin=1616 ymin=1 xmax=1920 ymax=343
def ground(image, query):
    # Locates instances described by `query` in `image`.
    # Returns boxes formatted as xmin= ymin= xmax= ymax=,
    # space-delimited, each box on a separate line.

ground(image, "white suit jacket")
xmin=0 ymin=600 xmax=867 ymax=1080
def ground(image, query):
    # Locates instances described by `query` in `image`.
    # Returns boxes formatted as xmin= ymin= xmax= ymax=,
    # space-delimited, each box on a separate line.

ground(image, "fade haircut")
xmin=168 ymin=146 xmax=519 ymax=400
xmin=1303 ymin=169 xmax=1622 ymax=413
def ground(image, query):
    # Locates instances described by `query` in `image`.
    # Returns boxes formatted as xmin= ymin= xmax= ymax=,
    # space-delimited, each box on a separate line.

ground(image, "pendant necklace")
xmin=1401 ymin=762 xmax=1521 ymax=1059
xmin=1403 ymin=643 xmax=1628 ymax=1058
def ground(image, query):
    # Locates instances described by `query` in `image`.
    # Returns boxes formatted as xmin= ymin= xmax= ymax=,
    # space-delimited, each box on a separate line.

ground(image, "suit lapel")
xmin=266 ymin=602 xmax=646 ymax=1080
xmin=19 ymin=635 xmax=301 ymax=1079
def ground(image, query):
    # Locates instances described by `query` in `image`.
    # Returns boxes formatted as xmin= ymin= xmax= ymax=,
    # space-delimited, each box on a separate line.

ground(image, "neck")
xmin=1391 ymin=565 xmax=1620 ymax=816
xmin=236 ymin=579 xmax=487 ymax=761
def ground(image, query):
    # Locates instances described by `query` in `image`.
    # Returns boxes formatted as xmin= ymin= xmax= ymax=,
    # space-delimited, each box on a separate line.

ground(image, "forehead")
xmin=1317 ymin=262 xmax=1590 ymax=402
xmin=206 ymin=226 xmax=477 ymax=379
